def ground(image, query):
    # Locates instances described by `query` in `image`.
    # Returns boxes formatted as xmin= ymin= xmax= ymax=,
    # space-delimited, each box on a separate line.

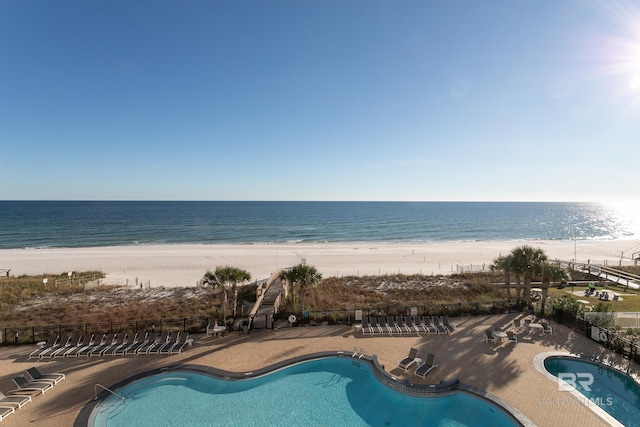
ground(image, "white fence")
xmin=584 ymin=311 xmax=640 ymax=329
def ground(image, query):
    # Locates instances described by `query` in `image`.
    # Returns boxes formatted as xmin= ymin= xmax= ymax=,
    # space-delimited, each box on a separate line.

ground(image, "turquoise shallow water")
xmin=1 ymin=201 xmax=638 ymax=249
xmin=544 ymin=357 xmax=640 ymax=427
xmin=93 ymin=357 xmax=518 ymax=427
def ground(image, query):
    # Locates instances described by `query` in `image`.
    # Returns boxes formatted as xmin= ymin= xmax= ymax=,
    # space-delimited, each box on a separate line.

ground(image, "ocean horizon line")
xmin=0 ymin=199 xmax=606 ymax=204
xmin=1 ymin=201 xmax=637 ymax=250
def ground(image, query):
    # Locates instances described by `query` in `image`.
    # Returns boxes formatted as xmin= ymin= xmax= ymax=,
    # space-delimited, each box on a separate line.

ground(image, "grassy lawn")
xmin=548 ymin=285 xmax=640 ymax=312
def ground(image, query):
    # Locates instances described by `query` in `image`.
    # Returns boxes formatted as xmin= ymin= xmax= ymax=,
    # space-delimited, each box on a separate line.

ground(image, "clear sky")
xmin=1 ymin=1 xmax=639 ymax=202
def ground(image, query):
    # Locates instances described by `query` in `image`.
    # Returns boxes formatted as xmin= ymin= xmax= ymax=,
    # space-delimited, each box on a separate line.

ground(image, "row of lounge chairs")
xmin=397 ymin=348 xmax=439 ymax=378
xmin=0 ymin=367 xmax=65 ymax=422
xmin=28 ymin=331 xmax=190 ymax=359
xmin=360 ymin=316 xmax=456 ymax=336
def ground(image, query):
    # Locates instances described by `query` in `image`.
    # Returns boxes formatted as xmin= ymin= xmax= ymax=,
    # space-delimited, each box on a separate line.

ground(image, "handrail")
xmin=554 ymin=260 xmax=640 ymax=289
xmin=272 ymin=292 xmax=282 ymax=315
xmin=249 ymin=269 xmax=283 ymax=318
xmin=593 ymin=265 xmax=640 ymax=281
xmin=94 ymin=383 xmax=125 ymax=402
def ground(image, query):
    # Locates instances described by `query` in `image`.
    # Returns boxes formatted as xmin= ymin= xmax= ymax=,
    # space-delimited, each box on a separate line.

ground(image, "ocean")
xmin=0 ymin=201 xmax=638 ymax=250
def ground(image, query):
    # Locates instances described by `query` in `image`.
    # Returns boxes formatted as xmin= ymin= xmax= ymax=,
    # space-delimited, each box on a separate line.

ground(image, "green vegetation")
xmin=1 ymin=255 xmax=638 ymax=330
xmin=0 ymin=271 xmax=219 ymax=328
xmin=202 ymin=266 xmax=252 ymax=321
xmin=280 ymin=264 xmax=323 ymax=311
xmin=492 ymin=245 xmax=567 ymax=309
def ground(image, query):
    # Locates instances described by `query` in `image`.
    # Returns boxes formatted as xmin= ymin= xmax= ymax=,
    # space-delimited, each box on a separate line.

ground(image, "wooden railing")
xmin=249 ymin=269 xmax=283 ymax=318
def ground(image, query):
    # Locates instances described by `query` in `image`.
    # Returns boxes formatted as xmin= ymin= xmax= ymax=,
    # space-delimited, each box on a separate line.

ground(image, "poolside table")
xmin=492 ymin=331 xmax=507 ymax=343
xmin=525 ymin=323 xmax=544 ymax=334
xmin=211 ymin=326 xmax=226 ymax=338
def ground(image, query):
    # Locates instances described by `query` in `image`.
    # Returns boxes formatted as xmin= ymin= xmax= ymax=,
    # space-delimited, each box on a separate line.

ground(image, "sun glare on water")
xmin=607 ymin=201 xmax=640 ymax=239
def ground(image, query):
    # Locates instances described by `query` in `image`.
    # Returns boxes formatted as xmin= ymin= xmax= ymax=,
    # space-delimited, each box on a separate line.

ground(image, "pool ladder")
xmin=95 ymin=384 xmax=125 ymax=402
xmin=352 ymin=346 xmax=364 ymax=359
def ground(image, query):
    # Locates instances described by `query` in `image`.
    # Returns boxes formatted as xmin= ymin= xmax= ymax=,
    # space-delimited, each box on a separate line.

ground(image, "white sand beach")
xmin=1 ymin=240 xmax=639 ymax=288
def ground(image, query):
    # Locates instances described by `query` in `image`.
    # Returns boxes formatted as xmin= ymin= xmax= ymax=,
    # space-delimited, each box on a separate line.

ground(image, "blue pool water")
xmin=544 ymin=356 xmax=640 ymax=427
xmin=92 ymin=357 xmax=518 ymax=427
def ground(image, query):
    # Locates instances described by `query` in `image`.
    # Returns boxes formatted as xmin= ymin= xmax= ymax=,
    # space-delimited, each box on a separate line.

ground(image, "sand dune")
xmin=1 ymin=239 xmax=638 ymax=288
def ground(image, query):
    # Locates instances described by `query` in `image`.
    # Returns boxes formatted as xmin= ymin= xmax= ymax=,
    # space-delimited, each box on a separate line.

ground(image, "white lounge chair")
xmin=50 ymin=333 xmax=82 ymax=358
xmin=11 ymin=376 xmax=53 ymax=395
xmin=423 ymin=317 xmax=440 ymax=334
xmin=158 ymin=332 xmax=180 ymax=355
xmin=0 ymin=405 xmax=14 ymax=422
xmin=89 ymin=334 xmax=116 ymax=357
xmin=416 ymin=316 xmax=432 ymax=334
xmin=25 ymin=367 xmax=65 ymax=385
xmin=383 ymin=317 xmax=396 ymax=335
xmin=169 ymin=333 xmax=191 ymax=354
xmin=397 ymin=348 xmax=420 ymax=371
xmin=432 ymin=317 xmax=448 ymax=334
xmin=141 ymin=331 xmax=169 ymax=355
xmin=409 ymin=317 xmax=422 ymax=334
xmin=360 ymin=318 xmax=372 ymax=335
xmin=109 ymin=333 xmax=133 ymax=356
xmin=0 ymin=391 xmax=31 ymax=409
xmin=441 ymin=316 xmax=457 ymax=332
xmin=124 ymin=332 xmax=151 ymax=355
xmin=27 ymin=335 xmax=59 ymax=360
xmin=414 ymin=353 xmax=438 ymax=378
xmin=99 ymin=334 xmax=126 ymax=356
xmin=397 ymin=317 xmax=412 ymax=334
xmin=373 ymin=317 xmax=384 ymax=335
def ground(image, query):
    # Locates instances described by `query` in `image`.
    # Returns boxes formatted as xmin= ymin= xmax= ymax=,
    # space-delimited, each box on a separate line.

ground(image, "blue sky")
xmin=1 ymin=1 xmax=639 ymax=202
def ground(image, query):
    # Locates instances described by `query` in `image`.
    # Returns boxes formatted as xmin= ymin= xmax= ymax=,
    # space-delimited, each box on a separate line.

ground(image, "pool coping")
xmin=75 ymin=350 xmax=532 ymax=427
xmin=532 ymin=351 xmax=625 ymax=427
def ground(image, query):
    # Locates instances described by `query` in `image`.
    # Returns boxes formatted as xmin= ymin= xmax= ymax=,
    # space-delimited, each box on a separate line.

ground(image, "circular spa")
xmin=541 ymin=354 xmax=640 ymax=427
xmin=80 ymin=354 xmax=524 ymax=427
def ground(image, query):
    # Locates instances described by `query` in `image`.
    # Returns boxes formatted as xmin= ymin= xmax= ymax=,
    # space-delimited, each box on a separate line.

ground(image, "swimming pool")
xmin=544 ymin=355 xmax=640 ymax=427
xmin=88 ymin=356 xmax=520 ymax=427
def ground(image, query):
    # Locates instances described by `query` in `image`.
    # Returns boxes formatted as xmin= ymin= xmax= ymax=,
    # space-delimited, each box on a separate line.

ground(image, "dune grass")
xmin=3 ymin=267 xmax=638 ymax=330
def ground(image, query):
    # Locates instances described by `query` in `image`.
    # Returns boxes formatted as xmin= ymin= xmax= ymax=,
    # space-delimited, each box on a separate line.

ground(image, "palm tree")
xmin=280 ymin=268 xmax=298 ymax=309
xmin=538 ymin=262 xmax=568 ymax=309
xmin=491 ymin=254 xmax=513 ymax=299
xmin=508 ymin=251 xmax=525 ymax=301
xmin=203 ymin=266 xmax=251 ymax=321
xmin=510 ymin=245 xmax=548 ymax=306
xmin=280 ymin=264 xmax=322 ymax=312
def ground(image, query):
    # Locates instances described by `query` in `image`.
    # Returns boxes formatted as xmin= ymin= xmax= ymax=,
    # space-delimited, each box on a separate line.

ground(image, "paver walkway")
xmin=0 ymin=313 xmax=633 ymax=426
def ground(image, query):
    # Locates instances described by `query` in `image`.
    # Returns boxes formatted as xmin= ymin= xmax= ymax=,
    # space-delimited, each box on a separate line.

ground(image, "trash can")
xmin=242 ymin=320 xmax=249 ymax=334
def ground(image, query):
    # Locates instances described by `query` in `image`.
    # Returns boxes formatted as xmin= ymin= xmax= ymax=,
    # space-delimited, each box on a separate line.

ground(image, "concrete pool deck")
xmin=0 ymin=314 xmax=632 ymax=427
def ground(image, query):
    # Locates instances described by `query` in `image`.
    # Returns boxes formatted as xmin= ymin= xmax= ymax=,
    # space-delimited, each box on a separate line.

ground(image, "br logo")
xmin=558 ymin=373 xmax=594 ymax=392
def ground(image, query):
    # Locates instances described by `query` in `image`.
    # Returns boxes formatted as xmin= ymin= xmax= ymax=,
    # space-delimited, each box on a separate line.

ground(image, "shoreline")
xmin=1 ymin=239 xmax=638 ymax=288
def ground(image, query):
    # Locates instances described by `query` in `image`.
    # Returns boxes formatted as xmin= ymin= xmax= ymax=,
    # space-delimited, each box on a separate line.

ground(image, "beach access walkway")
xmin=250 ymin=275 xmax=284 ymax=329
xmin=555 ymin=260 xmax=640 ymax=291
